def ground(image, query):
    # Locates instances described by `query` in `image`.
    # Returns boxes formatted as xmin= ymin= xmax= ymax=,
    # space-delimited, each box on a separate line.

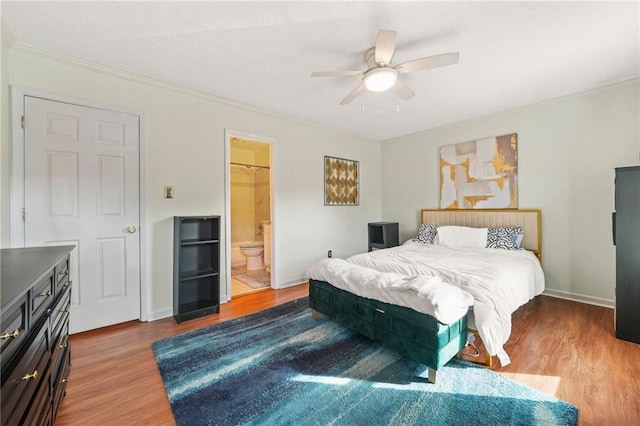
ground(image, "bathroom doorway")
xmin=225 ymin=132 xmax=275 ymax=299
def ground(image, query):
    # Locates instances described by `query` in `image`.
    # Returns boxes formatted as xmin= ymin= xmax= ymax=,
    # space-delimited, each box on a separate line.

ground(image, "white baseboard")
xmin=146 ymin=308 xmax=173 ymax=321
xmin=147 ymin=287 xmax=609 ymax=320
xmin=543 ymin=289 xmax=614 ymax=308
xmin=147 ymin=280 xmax=306 ymax=321
xmin=276 ymin=277 xmax=308 ymax=289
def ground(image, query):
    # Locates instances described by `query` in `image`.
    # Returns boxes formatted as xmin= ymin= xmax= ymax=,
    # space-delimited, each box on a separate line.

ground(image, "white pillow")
xmin=435 ymin=226 xmax=488 ymax=248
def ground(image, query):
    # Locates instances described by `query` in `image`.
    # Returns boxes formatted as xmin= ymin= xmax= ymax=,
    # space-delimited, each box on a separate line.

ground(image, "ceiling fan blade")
xmin=340 ymin=84 xmax=366 ymax=105
xmin=390 ymin=79 xmax=415 ymax=100
xmin=311 ymin=70 xmax=364 ymax=77
xmin=374 ymin=29 xmax=397 ymax=65
xmin=396 ymin=52 xmax=460 ymax=74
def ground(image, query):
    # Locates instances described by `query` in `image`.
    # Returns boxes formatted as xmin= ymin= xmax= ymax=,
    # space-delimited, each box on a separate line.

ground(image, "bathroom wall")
xmin=253 ymin=167 xmax=270 ymax=232
xmin=230 ymin=148 xmax=256 ymax=243
xmin=230 ymin=138 xmax=271 ymax=245
xmin=252 ymin=141 xmax=271 ymax=235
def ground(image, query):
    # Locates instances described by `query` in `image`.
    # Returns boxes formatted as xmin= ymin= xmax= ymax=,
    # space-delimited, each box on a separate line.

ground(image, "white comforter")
xmin=307 ymin=258 xmax=474 ymax=324
xmin=308 ymin=241 xmax=545 ymax=366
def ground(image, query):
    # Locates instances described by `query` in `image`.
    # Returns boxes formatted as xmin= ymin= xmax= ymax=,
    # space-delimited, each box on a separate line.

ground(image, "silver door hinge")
xmin=21 ymin=115 xmax=25 ymax=129
xmin=22 ymin=208 xmax=25 ymax=222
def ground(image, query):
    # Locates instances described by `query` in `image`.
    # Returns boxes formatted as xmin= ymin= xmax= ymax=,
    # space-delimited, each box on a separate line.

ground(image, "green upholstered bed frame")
xmin=309 ymin=279 xmax=467 ymax=383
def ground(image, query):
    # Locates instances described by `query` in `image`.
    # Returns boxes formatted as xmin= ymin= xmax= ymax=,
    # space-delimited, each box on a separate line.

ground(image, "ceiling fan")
xmin=311 ymin=29 xmax=459 ymax=105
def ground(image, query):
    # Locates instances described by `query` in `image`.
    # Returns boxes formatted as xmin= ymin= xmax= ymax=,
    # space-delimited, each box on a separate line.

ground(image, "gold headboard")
xmin=420 ymin=209 xmax=542 ymax=261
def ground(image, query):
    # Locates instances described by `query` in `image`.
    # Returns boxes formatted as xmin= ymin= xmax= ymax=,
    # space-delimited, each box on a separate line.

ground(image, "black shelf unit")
xmin=613 ymin=167 xmax=640 ymax=344
xmin=368 ymin=222 xmax=399 ymax=251
xmin=173 ymin=216 xmax=220 ymax=323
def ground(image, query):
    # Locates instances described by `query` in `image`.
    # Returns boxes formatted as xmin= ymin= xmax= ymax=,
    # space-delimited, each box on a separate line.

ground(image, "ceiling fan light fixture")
xmin=363 ymin=67 xmax=397 ymax=92
xmin=311 ymin=29 xmax=459 ymax=105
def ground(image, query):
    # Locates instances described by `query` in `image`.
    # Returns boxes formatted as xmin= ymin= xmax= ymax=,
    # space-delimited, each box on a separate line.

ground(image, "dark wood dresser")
xmin=614 ymin=166 xmax=640 ymax=344
xmin=1 ymin=245 xmax=73 ymax=425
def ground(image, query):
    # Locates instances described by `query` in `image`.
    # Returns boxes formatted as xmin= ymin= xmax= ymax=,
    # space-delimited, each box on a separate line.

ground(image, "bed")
xmin=307 ymin=209 xmax=544 ymax=382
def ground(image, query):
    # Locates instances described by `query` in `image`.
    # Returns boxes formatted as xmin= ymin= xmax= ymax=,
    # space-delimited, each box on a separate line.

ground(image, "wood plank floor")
xmin=55 ymin=284 xmax=640 ymax=425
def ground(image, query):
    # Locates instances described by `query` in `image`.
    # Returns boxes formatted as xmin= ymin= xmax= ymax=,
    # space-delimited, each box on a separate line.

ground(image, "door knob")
xmin=127 ymin=225 xmax=137 ymax=233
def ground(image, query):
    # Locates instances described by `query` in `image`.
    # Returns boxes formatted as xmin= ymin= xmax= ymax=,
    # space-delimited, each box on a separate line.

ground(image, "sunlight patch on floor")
xmin=290 ymin=372 xmax=559 ymax=401
xmin=291 ymin=374 xmax=351 ymax=385
xmin=500 ymin=372 xmax=561 ymax=396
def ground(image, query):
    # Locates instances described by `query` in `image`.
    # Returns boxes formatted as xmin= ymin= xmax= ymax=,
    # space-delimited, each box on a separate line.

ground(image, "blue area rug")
xmin=152 ymin=298 xmax=578 ymax=426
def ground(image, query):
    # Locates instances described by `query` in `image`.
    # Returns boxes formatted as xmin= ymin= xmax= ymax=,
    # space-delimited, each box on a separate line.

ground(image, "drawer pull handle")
xmin=21 ymin=370 xmax=38 ymax=381
xmin=0 ymin=329 xmax=20 ymax=340
xmin=58 ymin=342 xmax=68 ymax=349
xmin=60 ymin=378 xmax=68 ymax=384
xmin=58 ymin=269 xmax=69 ymax=277
xmin=62 ymin=307 xmax=70 ymax=313
xmin=375 ymin=308 xmax=385 ymax=314
xmin=40 ymin=290 xmax=52 ymax=297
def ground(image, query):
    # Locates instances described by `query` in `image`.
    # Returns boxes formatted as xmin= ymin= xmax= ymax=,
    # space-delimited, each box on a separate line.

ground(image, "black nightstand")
xmin=368 ymin=222 xmax=399 ymax=251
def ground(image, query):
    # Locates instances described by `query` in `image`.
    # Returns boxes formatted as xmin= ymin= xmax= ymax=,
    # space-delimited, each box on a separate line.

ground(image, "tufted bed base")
xmin=309 ymin=279 xmax=467 ymax=383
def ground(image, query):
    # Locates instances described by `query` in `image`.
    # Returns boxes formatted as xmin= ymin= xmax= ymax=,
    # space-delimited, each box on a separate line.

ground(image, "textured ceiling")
xmin=2 ymin=1 xmax=639 ymax=141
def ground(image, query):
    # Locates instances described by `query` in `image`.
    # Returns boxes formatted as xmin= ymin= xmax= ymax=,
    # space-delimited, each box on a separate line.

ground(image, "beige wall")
xmin=2 ymin=46 xmax=382 ymax=317
xmin=5 ymin=43 xmax=633 ymax=315
xmin=381 ymin=79 xmax=640 ymax=305
xmin=0 ymin=25 xmax=10 ymax=247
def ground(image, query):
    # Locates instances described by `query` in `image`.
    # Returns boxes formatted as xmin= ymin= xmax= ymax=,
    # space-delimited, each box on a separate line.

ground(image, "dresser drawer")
xmin=52 ymin=346 xmax=71 ymax=423
xmin=51 ymin=283 xmax=71 ymax=344
xmin=51 ymin=319 xmax=69 ymax=375
xmin=20 ymin=366 xmax=52 ymax=426
xmin=0 ymin=294 xmax=28 ymax=372
xmin=1 ymin=320 xmax=51 ymax=426
xmin=30 ymin=273 xmax=54 ymax=325
xmin=54 ymin=256 xmax=70 ymax=296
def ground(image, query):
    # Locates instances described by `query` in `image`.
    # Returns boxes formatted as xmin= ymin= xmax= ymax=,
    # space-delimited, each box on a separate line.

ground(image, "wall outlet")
xmin=327 ymin=250 xmax=332 ymax=258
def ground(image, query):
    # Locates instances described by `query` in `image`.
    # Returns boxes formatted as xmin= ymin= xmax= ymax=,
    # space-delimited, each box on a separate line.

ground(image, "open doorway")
xmin=225 ymin=133 xmax=275 ymax=299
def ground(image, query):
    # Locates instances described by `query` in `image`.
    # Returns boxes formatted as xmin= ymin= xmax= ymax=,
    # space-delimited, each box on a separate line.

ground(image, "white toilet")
xmin=239 ymin=241 xmax=264 ymax=270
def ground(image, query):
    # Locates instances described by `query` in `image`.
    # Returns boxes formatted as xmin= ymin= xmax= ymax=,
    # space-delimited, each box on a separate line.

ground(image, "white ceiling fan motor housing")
xmin=363 ymin=67 xmax=398 ymax=92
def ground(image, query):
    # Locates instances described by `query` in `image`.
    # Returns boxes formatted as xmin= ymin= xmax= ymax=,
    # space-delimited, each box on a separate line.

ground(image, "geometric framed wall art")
xmin=324 ymin=156 xmax=359 ymax=206
xmin=440 ymin=133 xmax=518 ymax=209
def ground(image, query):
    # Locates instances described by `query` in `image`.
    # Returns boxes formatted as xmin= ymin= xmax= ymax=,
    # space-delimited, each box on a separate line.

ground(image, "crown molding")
xmin=9 ymin=41 xmax=379 ymax=144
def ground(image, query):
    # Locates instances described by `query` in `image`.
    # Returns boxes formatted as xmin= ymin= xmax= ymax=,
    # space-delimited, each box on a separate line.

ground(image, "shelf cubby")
xmin=368 ymin=222 xmax=399 ymax=252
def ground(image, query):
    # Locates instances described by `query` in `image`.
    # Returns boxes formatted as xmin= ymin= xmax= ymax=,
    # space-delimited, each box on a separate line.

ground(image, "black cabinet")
xmin=1 ymin=245 xmax=73 ymax=426
xmin=174 ymin=216 xmax=221 ymax=323
xmin=614 ymin=166 xmax=640 ymax=344
xmin=368 ymin=222 xmax=399 ymax=251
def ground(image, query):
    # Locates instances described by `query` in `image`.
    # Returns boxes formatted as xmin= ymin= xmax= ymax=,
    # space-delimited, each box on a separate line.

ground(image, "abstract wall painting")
xmin=440 ymin=133 xmax=518 ymax=209
xmin=324 ymin=156 xmax=359 ymax=206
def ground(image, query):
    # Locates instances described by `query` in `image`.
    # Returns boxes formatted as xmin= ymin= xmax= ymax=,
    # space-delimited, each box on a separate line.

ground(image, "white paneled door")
xmin=24 ymin=96 xmax=140 ymax=334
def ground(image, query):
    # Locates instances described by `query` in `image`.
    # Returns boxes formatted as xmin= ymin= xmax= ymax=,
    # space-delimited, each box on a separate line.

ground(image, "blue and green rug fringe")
xmin=152 ymin=298 xmax=578 ymax=425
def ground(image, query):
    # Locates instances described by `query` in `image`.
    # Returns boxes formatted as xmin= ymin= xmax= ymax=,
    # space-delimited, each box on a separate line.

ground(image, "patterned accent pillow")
xmin=417 ymin=224 xmax=439 ymax=244
xmin=487 ymin=226 xmax=522 ymax=250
